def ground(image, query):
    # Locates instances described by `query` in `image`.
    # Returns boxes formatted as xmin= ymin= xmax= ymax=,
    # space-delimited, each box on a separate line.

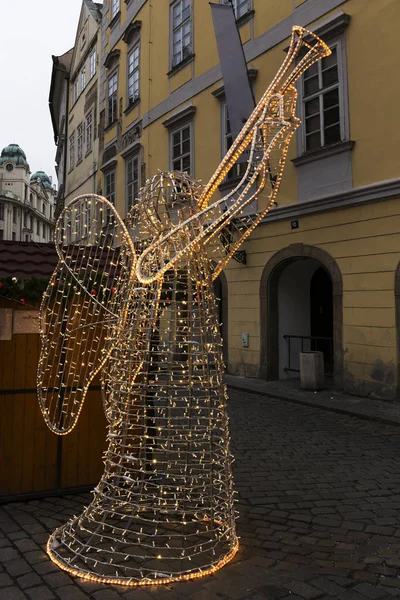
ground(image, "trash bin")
xmin=299 ymin=351 xmax=324 ymax=391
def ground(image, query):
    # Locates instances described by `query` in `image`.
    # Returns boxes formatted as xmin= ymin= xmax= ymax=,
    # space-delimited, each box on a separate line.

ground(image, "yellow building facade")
xmin=96 ymin=0 xmax=400 ymax=400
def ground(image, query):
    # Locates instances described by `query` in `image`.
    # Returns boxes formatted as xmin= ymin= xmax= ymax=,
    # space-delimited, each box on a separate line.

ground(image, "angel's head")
xmin=126 ymin=171 xmax=203 ymax=242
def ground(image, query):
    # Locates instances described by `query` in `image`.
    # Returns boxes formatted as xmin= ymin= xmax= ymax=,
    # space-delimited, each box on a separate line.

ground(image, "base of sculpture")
xmin=47 ymin=513 xmax=238 ymax=586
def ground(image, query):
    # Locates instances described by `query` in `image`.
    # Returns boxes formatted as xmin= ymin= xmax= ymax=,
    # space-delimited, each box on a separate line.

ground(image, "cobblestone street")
xmin=1 ymin=389 xmax=400 ymax=599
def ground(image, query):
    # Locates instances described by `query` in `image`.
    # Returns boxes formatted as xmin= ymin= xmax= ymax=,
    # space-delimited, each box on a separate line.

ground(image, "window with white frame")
xmin=73 ymin=79 xmax=79 ymax=103
xmin=126 ymin=154 xmax=140 ymax=210
xmin=223 ymin=0 xmax=251 ymax=19
xmin=75 ymin=205 xmax=81 ymax=239
xmin=107 ymin=72 xmax=118 ymax=124
xmin=105 ymin=170 xmax=116 ymax=227
xmin=77 ymin=123 xmax=83 ymax=162
xmin=86 ymin=111 xmax=93 ymax=153
xmin=111 ymin=0 xmax=120 ymax=19
xmin=127 ymin=44 xmax=140 ymax=105
xmin=89 ymin=49 xmax=96 ymax=79
xmin=222 ymin=102 xmax=247 ymax=180
xmin=171 ymin=123 xmax=192 ymax=173
xmin=105 ymin=171 xmax=116 ymax=205
xmin=81 ymin=66 xmax=86 ymax=91
xmin=171 ymin=0 xmax=192 ymax=68
xmin=69 ymin=133 xmax=75 ymax=170
xmin=302 ymin=45 xmax=342 ymax=152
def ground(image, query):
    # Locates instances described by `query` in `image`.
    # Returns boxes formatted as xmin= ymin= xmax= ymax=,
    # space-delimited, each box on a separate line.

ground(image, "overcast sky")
xmin=1 ymin=0 xmax=97 ymax=186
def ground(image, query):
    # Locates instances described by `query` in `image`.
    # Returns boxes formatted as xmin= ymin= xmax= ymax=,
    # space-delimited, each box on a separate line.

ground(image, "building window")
xmin=171 ymin=123 xmax=192 ymax=174
xmin=127 ymin=44 xmax=140 ymax=105
xmin=42 ymin=202 xmax=46 ymax=214
xmin=77 ymin=123 xmax=83 ymax=162
xmin=107 ymin=72 xmax=118 ymax=124
xmin=126 ymin=154 xmax=140 ymax=211
xmin=73 ymin=79 xmax=79 ymax=103
xmin=86 ymin=112 xmax=93 ymax=153
xmin=105 ymin=171 xmax=116 ymax=205
xmin=0 ymin=203 xmax=4 ymax=220
xmin=24 ymin=212 xmax=28 ymax=228
xmin=223 ymin=0 xmax=251 ymax=19
xmin=12 ymin=207 xmax=17 ymax=224
xmin=301 ymin=44 xmax=343 ymax=152
xmin=69 ymin=134 xmax=75 ymax=170
xmin=29 ymin=192 xmax=33 ymax=204
xmin=81 ymin=66 xmax=86 ymax=91
xmin=37 ymin=220 xmax=40 ymax=235
xmin=90 ymin=49 xmax=96 ymax=79
xmin=222 ymin=102 xmax=247 ymax=180
xmin=111 ymin=0 xmax=120 ymax=19
xmin=171 ymin=0 xmax=192 ymax=68
xmin=43 ymin=223 xmax=46 ymax=238
xmin=0 ymin=230 xmax=3 ymax=241
xmin=12 ymin=232 xmax=16 ymax=241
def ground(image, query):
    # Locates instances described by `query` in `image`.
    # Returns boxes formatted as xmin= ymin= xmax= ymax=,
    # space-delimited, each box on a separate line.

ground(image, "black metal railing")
xmin=283 ymin=334 xmax=334 ymax=377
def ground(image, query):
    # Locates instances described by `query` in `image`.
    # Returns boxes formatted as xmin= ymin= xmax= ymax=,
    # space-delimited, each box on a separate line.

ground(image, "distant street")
xmin=1 ymin=390 xmax=400 ymax=599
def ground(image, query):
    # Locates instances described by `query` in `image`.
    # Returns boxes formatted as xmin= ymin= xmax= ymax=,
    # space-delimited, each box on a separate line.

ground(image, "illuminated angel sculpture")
xmin=37 ymin=27 xmax=329 ymax=586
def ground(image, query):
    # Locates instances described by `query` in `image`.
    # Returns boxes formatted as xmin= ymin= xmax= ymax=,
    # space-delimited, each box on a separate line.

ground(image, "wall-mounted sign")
xmin=242 ymin=333 xmax=249 ymax=348
xmin=13 ymin=311 xmax=40 ymax=335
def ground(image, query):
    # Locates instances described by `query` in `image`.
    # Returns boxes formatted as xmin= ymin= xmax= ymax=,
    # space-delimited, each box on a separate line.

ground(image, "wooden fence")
xmin=0 ymin=302 xmax=107 ymax=502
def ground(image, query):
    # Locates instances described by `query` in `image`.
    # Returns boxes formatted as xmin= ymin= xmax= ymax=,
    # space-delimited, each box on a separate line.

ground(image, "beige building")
xmin=49 ymin=49 xmax=73 ymax=219
xmin=50 ymin=0 xmax=102 ymax=215
xmin=0 ymin=144 xmax=55 ymax=243
xmin=93 ymin=0 xmax=400 ymax=400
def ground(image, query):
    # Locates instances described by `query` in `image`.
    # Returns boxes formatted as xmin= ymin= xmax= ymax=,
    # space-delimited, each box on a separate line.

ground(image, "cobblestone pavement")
xmin=1 ymin=390 xmax=400 ymax=599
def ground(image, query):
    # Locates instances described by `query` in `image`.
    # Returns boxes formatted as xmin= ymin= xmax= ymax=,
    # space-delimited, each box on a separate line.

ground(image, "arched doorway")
xmin=260 ymin=244 xmax=343 ymax=386
xmin=395 ymin=263 xmax=400 ymax=397
xmin=213 ymin=270 xmax=229 ymax=367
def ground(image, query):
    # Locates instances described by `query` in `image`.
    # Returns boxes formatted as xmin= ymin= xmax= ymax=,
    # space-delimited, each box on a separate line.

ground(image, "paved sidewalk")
xmin=1 ymin=389 xmax=400 ymax=599
xmin=226 ymin=374 xmax=400 ymax=427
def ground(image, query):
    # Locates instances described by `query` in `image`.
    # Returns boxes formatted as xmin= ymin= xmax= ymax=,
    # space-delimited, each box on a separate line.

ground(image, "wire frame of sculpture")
xmin=37 ymin=26 xmax=330 ymax=586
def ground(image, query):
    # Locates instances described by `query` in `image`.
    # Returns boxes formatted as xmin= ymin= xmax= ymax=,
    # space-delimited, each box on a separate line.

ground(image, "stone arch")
xmin=260 ymin=243 xmax=343 ymax=386
xmin=394 ymin=263 xmax=400 ymax=396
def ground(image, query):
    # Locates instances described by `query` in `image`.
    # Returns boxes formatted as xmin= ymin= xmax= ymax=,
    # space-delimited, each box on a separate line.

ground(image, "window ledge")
xmin=104 ymin=120 xmax=118 ymax=134
xmin=124 ymin=97 xmax=140 ymax=115
xmin=76 ymin=158 xmax=83 ymax=167
xmin=212 ymin=68 xmax=258 ymax=99
xmin=218 ymin=174 xmax=243 ymax=192
xmin=85 ymin=148 xmax=93 ymax=158
xmin=162 ymin=104 xmax=196 ymax=129
xmin=236 ymin=9 xmax=255 ymax=28
xmin=168 ymin=53 xmax=195 ymax=78
xmin=292 ymin=140 xmax=355 ymax=167
xmin=100 ymin=158 xmax=118 ymax=173
xmin=109 ymin=10 xmax=121 ymax=30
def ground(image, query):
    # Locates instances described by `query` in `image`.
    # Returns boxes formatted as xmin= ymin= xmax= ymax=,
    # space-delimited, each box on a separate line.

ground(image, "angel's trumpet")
xmin=198 ymin=26 xmax=331 ymax=210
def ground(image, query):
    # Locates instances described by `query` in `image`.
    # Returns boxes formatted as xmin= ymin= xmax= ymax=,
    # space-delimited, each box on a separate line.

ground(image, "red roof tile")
xmin=0 ymin=242 xmax=58 ymax=279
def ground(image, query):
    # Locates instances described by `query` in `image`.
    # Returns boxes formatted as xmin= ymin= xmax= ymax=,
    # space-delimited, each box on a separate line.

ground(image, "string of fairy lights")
xmin=37 ymin=26 xmax=330 ymax=586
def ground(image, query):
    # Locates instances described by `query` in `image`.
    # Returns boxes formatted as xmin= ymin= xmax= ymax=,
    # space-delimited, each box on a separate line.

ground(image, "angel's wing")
xmin=37 ymin=194 xmax=136 ymax=435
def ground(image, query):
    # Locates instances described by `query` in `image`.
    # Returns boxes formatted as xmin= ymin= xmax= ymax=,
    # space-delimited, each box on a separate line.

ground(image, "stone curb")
xmin=226 ymin=375 xmax=400 ymax=429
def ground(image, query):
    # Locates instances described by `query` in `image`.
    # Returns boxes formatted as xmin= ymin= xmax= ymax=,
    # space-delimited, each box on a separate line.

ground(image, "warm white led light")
xmin=37 ymin=25 xmax=329 ymax=586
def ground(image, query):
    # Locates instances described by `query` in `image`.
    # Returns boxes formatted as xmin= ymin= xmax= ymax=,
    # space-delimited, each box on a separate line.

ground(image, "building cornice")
xmin=261 ymin=178 xmax=400 ymax=225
